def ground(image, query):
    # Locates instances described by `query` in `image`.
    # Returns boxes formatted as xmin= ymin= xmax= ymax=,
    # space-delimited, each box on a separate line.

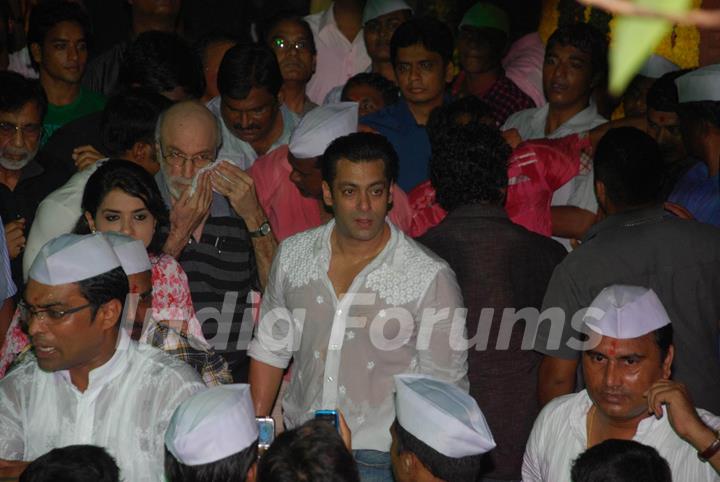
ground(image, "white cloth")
xmin=305 ymin=3 xmax=372 ymax=105
xmin=522 ymin=390 xmax=720 ymax=482
xmin=7 ymin=47 xmax=38 ymax=79
xmin=639 ymin=54 xmax=679 ymax=79
xmin=104 ymin=232 xmax=152 ymax=275
xmin=675 ymin=64 xmax=720 ymax=103
xmin=0 ymin=330 xmax=205 ymax=482
xmin=501 ymin=33 xmax=546 ymax=108
xmin=206 ymin=97 xmax=299 ymax=170
xmin=248 ymin=219 xmax=468 ymax=452
xmin=583 ymin=285 xmax=671 ymax=339
xmin=362 ymin=0 xmax=412 ymax=24
xmin=503 ymin=103 xmax=607 ymax=249
xmin=288 ymin=102 xmax=358 ymax=158
xmin=23 ymin=163 xmax=100 ymax=280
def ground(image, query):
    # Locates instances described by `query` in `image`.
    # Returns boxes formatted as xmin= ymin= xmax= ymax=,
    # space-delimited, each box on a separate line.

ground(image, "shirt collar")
xmin=318 ymin=2 xmax=337 ymax=32
xmin=312 ymin=218 xmax=399 ymax=272
xmin=17 ymin=158 xmax=44 ymax=183
xmin=583 ymin=205 xmax=666 ymax=243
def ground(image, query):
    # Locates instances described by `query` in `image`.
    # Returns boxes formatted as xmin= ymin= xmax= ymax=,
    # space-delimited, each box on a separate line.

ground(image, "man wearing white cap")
xmin=391 ymin=374 xmax=496 ymax=482
xmin=248 ymin=102 xmax=412 ymax=242
xmin=523 ymin=285 xmax=720 ymax=481
xmin=667 ymin=64 xmax=720 ymax=227
xmin=0 ymin=233 xmax=204 ymax=481
xmin=249 ymin=132 xmax=467 ymax=482
xmin=622 ymin=54 xmax=680 ymax=118
xmin=165 ymin=384 xmax=258 ymax=482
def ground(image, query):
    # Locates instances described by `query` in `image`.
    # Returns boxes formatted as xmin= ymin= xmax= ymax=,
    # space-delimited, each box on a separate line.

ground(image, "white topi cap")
xmin=103 ymin=232 xmax=152 ymax=275
xmin=582 ymin=285 xmax=672 ymax=339
xmin=288 ymin=102 xmax=359 ymax=159
xmin=362 ymin=0 xmax=413 ymax=25
xmin=675 ymin=64 xmax=720 ymax=103
xmin=394 ymin=374 xmax=496 ymax=458
xmin=638 ymin=54 xmax=680 ymax=79
xmin=165 ymin=384 xmax=258 ymax=466
xmin=28 ymin=233 xmax=121 ymax=286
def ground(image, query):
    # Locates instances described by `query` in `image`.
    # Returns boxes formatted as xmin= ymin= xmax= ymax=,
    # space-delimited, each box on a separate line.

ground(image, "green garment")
xmin=42 ymin=88 xmax=106 ymax=145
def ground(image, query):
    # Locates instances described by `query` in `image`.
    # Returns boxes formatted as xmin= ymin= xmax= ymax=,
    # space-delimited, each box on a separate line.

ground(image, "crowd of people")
xmin=0 ymin=0 xmax=719 ymax=480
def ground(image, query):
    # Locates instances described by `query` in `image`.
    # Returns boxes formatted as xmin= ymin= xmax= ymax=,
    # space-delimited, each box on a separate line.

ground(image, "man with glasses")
xmin=0 ymin=71 xmax=64 ymax=295
xmin=207 ymin=44 xmax=299 ymax=170
xmin=157 ymin=100 xmax=276 ymax=383
xmin=0 ymin=232 xmax=204 ymax=481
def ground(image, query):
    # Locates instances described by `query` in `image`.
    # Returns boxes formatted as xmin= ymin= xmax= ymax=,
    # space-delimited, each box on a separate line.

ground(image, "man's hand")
xmin=338 ymin=411 xmax=352 ymax=451
xmin=0 ymin=459 xmax=30 ymax=478
xmin=164 ymin=172 xmax=212 ymax=258
xmin=538 ymin=355 xmax=577 ymax=406
xmin=4 ymin=219 xmax=25 ymax=260
xmin=502 ymin=128 xmax=523 ymax=149
xmin=72 ymin=145 xmax=104 ymax=171
xmin=646 ymin=380 xmax=709 ymax=440
xmin=211 ymin=161 xmax=264 ymax=225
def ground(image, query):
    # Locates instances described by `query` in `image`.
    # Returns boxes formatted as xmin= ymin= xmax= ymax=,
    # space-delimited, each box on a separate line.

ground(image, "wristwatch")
xmin=249 ymin=220 xmax=272 ymax=238
xmin=698 ymin=430 xmax=720 ymax=462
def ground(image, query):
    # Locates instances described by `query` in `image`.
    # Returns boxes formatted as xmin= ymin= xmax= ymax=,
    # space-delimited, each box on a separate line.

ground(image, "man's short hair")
xmin=76 ymin=266 xmax=129 ymax=322
xmin=193 ymin=33 xmax=245 ymax=68
xmin=0 ymin=71 xmax=48 ymax=119
xmin=571 ymin=439 xmax=672 ymax=482
xmin=678 ymin=101 xmax=720 ymax=131
xmin=653 ymin=324 xmax=673 ymax=364
xmin=428 ymin=99 xmax=509 ymax=211
xmin=341 ymin=72 xmax=400 ymax=107
xmin=390 ymin=16 xmax=454 ymax=67
xmin=117 ymin=31 xmax=204 ymax=98
xmin=393 ymin=420 xmax=484 ymax=481
xmin=646 ymin=69 xmax=691 ymax=114
xmin=546 ymin=23 xmax=608 ymax=79
xmin=217 ymin=44 xmax=283 ymax=100
xmin=593 ymin=127 xmax=663 ymax=209
xmin=164 ymin=443 xmax=258 ymax=482
xmin=27 ymin=0 xmax=91 ymax=48
xmin=19 ymin=445 xmax=119 ymax=482
xmin=262 ymin=12 xmax=317 ymax=55
xmin=321 ymin=132 xmax=399 ymax=187
xmin=257 ymin=419 xmax=360 ymax=482
xmin=100 ymin=89 xmax=172 ymax=157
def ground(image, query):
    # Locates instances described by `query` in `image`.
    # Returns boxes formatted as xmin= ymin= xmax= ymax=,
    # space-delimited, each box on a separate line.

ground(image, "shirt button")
xmin=316 ymin=296 xmax=324 ymax=304
xmin=336 ymin=309 xmax=342 ymax=315
xmin=327 ymin=376 xmax=334 ymax=382
xmin=330 ymin=344 xmax=339 ymax=350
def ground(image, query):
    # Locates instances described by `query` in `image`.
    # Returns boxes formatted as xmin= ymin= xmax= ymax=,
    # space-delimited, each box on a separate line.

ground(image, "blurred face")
xmin=268 ymin=19 xmax=316 ymax=84
xmin=322 ymin=158 xmax=392 ymax=242
xmin=128 ymin=0 xmax=181 ymax=17
xmin=623 ymin=76 xmax=654 ymax=118
xmin=33 ymin=20 xmax=87 ymax=84
xmin=364 ymin=9 xmax=411 ymax=63
xmin=24 ymin=279 xmax=112 ymax=373
xmin=202 ymin=40 xmax=235 ymax=101
xmin=344 ymin=83 xmax=386 ymax=117
xmin=0 ymin=101 xmax=42 ymax=171
xmin=647 ymin=108 xmax=685 ymax=164
xmin=583 ymin=333 xmax=672 ymax=423
xmin=288 ymin=152 xmax=323 ymax=199
xmin=543 ymin=43 xmax=594 ymax=110
xmin=220 ymin=88 xmax=280 ymax=145
xmin=126 ymin=271 xmax=152 ymax=330
xmin=457 ymin=26 xmax=506 ymax=74
xmin=394 ymin=43 xmax=452 ymax=106
xmin=86 ymin=189 xmax=157 ymax=248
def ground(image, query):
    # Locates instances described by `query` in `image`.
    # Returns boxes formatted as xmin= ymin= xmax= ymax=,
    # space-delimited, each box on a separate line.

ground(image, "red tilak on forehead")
xmin=608 ymin=340 xmax=617 ymax=357
xmin=130 ymin=284 xmax=138 ymax=294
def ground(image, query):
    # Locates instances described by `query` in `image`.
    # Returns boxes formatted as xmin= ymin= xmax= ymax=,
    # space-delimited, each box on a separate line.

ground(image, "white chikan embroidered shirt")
xmin=248 ymin=220 xmax=468 ymax=451
xmin=522 ymin=389 xmax=720 ymax=482
xmin=0 ymin=330 xmax=205 ymax=481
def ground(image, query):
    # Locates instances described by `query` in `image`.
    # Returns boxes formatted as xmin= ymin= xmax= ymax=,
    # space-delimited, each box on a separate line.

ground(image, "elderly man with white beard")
xmin=0 ymin=71 xmax=65 ymax=295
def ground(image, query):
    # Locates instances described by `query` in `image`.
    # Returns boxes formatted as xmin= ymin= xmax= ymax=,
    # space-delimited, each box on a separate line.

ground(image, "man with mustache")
xmin=523 ymin=285 xmax=720 ymax=481
xmin=207 ymin=44 xmax=299 ymax=170
xmin=0 ymin=72 xmax=64 ymax=296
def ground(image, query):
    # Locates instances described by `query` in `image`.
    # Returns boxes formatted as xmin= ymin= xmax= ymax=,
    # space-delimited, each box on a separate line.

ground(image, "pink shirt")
xmin=248 ymin=145 xmax=413 ymax=242
xmin=502 ymin=33 xmax=546 ymax=108
xmin=305 ymin=3 xmax=371 ymax=105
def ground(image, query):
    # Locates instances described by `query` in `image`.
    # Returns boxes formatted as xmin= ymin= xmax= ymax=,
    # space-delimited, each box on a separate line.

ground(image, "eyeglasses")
xmin=0 ymin=122 xmax=42 ymax=139
xmin=271 ymin=37 xmax=309 ymax=51
xmin=18 ymin=300 xmax=93 ymax=325
xmin=160 ymin=145 xmax=216 ymax=168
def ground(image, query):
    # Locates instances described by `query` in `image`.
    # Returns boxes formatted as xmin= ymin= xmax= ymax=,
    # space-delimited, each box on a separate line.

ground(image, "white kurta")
xmin=248 ymin=220 xmax=468 ymax=452
xmin=0 ymin=331 xmax=205 ymax=481
xmin=522 ymin=390 xmax=720 ymax=481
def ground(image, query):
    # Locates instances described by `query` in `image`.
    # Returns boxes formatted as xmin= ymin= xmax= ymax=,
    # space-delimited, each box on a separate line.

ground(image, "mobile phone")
xmin=257 ymin=417 xmax=275 ymax=452
xmin=314 ymin=409 xmax=339 ymax=430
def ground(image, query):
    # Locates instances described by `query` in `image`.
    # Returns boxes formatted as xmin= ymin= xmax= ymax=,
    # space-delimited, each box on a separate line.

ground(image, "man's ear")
xmin=94 ymin=298 xmax=123 ymax=331
xmin=594 ymin=180 xmax=607 ymax=214
xmin=661 ymin=345 xmax=674 ymax=380
xmin=322 ymin=180 xmax=333 ymax=208
xmin=246 ymin=461 xmax=257 ymax=482
xmin=29 ymin=42 xmax=42 ymax=65
xmin=444 ymin=61 xmax=455 ymax=84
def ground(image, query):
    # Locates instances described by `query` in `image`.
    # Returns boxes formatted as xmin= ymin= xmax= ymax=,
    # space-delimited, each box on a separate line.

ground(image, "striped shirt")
xmin=0 ymin=217 xmax=15 ymax=301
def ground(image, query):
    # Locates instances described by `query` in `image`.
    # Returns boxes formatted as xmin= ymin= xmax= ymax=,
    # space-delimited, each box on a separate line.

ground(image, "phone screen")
xmin=314 ymin=410 xmax=339 ymax=430
xmin=257 ymin=417 xmax=275 ymax=450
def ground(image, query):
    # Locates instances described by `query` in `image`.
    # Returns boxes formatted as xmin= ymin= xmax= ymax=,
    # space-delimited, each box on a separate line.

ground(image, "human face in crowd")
xmin=322 ymin=158 xmax=392 ymax=242
xmin=288 ymin=152 xmax=323 ymax=199
xmin=268 ymin=19 xmax=316 ymax=84
xmin=126 ymin=271 xmax=153 ymax=331
xmin=220 ymin=87 xmax=280 ymax=146
xmin=0 ymin=101 xmax=42 ymax=171
xmin=85 ymin=189 xmax=157 ymax=248
xmin=344 ymin=83 xmax=387 ymax=117
xmin=583 ymin=333 xmax=672 ymax=423
xmin=33 ymin=20 xmax=88 ymax=84
xmin=202 ymin=40 xmax=235 ymax=101
xmin=394 ymin=43 xmax=452 ymax=106
xmin=23 ymin=279 xmax=118 ymax=374
xmin=364 ymin=10 xmax=411 ymax=63
xmin=128 ymin=0 xmax=181 ymax=18
xmin=543 ymin=43 xmax=595 ymax=111
xmin=623 ymin=76 xmax=654 ymax=118
xmin=457 ymin=26 xmax=505 ymax=74
xmin=647 ymin=108 xmax=686 ymax=164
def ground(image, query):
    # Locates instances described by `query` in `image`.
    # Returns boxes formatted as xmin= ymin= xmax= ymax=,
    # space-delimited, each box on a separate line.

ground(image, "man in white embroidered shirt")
xmin=0 ymin=233 xmax=204 ymax=481
xmin=522 ymin=285 xmax=720 ymax=481
xmin=248 ymin=132 xmax=468 ymax=482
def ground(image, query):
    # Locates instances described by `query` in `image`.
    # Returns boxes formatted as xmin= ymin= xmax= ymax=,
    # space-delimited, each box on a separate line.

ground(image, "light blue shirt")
xmin=0 ymin=217 xmax=16 ymax=300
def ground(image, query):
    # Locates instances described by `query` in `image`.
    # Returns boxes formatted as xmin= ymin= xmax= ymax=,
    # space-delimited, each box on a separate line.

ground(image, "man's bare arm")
xmin=538 ymin=355 xmax=578 ymax=407
xmin=249 ymin=359 xmax=284 ymax=416
xmin=551 ymin=206 xmax=598 ymax=240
